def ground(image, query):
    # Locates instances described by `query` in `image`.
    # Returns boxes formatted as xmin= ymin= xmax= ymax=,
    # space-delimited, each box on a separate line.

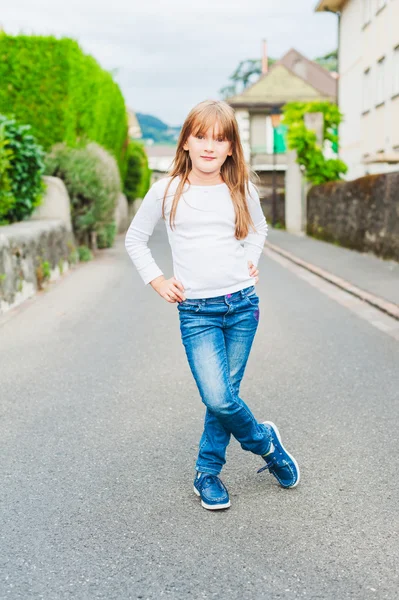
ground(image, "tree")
xmin=314 ymin=50 xmax=338 ymax=72
xmin=219 ymin=58 xmax=276 ymax=99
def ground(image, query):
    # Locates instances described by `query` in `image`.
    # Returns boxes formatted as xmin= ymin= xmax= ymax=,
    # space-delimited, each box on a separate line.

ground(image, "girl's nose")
xmin=205 ymin=138 xmax=215 ymax=150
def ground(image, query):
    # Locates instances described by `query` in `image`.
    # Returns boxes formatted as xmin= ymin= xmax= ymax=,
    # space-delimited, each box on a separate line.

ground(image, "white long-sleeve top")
xmin=124 ymin=176 xmax=268 ymax=299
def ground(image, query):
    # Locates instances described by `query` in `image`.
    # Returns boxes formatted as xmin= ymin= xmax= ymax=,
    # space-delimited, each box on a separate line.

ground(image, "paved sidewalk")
xmin=266 ymin=229 xmax=399 ymax=311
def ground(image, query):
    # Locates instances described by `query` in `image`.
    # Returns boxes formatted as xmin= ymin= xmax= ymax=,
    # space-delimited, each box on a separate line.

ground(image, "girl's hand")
xmin=151 ymin=275 xmax=186 ymax=303
xmin=248 ymin=261 xmax=259 ymax=284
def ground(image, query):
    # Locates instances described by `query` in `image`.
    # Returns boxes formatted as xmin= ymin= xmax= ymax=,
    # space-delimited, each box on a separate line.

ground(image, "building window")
xmin=363 ymin=68 xmax=372 ymax=112
xmin=376 ymin=57 xmax=385 ymax=106
xmin=363 ymin=0 xmax=372 ymax=25
xmin=394 ymin=46 xmax=399 ymax=97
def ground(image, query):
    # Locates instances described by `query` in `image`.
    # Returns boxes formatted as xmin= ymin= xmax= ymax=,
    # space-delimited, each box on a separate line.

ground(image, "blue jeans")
xmin=177 ymin=285 xmax=272 ymax=476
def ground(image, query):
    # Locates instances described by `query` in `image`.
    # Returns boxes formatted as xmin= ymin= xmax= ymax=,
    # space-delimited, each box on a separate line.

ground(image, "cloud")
xmin=2 ymin=0 xmax=337 ymax=124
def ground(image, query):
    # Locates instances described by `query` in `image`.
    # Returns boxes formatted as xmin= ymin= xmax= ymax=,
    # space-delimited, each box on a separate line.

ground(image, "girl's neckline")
xmin=178 ymin=176 xmax=227 ymax=189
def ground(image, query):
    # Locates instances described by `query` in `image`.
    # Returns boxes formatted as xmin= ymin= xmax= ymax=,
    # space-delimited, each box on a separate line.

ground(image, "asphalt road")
xmin=1 ymin=224 xmax=398 ymax=600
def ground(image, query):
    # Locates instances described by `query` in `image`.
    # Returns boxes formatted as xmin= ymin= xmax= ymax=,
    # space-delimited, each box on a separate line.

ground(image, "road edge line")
xmin=264 ymin=241 xmax=399 ymax=321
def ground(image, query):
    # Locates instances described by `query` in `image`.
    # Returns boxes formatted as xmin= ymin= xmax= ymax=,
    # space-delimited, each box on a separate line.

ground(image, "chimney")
xmin=262 ymin=39 xmax=268 ymax=74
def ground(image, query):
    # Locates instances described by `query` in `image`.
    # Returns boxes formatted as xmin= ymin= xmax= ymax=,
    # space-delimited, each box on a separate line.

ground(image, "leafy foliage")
xmin=0 ymin=33 xmax=128 ymax=175
xmin=0 ymin=115 xmax=45 ymax=223
xmin=314 ymin=50 xmax=338 ymax=73
xmin=44 ymin=142 xmax=121 ymax=246
xmin=124 ymin=140 xmax=152 ymax=203
xmin=220 ymin=58 xmax=276 ymax=99
xmin=282 ymin=101 xmax=347 ymax=185
xmin=96 ymin=222 xmax=117 ymax=249
xmin=0 ymin=122 xmax=15 ymax=222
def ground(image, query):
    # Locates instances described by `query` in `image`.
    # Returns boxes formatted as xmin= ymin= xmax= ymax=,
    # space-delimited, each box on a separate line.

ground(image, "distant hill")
xmin=136 ymin=113 xmax=181 ymax=145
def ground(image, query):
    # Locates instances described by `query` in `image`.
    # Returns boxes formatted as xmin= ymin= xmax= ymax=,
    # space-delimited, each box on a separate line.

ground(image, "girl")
xmin=125 ymin=99 xmax=300 ymax=511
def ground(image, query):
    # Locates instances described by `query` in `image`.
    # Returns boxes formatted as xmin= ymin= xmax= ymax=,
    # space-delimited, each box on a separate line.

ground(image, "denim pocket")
xmin=245 ymin=291 xmax=259 ymax=307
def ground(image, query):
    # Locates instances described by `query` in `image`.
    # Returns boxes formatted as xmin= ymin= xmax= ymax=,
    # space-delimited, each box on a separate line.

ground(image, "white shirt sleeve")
xmin=243 ymin=183 xmax=268 ymax=267
xmin=124 ymin=184 xmax=164 ymax=285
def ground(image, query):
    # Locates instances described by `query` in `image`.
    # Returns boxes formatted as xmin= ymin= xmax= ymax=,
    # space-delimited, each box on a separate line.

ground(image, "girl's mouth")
xmin=201 ymin=157 xmax=216 ymax=161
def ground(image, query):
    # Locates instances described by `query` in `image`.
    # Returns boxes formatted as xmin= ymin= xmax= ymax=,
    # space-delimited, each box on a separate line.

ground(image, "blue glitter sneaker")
xmin=257 ymin=421 xmax=300 ymax=488
xmin=193 ymin=472 xmax=231 ymax=510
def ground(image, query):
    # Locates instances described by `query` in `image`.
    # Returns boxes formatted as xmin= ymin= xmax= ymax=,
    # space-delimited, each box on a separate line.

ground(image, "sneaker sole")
xmin=193 ymin=485 xmax=231 ymax=510
xmin=262 ymin=420 xmax=300 ymax=488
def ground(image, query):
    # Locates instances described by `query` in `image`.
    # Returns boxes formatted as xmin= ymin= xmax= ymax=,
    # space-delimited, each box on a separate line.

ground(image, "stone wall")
xmin=0 ymin=176 xmax=77 ymax=315
xmin=307 ymin=172 xmax=399 ymax=261
xmin=260 ymin=193 xmax=285 ymax=228
xmin=114 ymin=192 xmax=130 ymax=233
xmin=254 ymin=171 xmax=285 ymax=227
xmin=0 ymin=220 xmax=75 ymax=315
xmin=30 ymin=176 xmax=73 ymax=231
xmin=0 ymin=175 xmax=140 ymax=316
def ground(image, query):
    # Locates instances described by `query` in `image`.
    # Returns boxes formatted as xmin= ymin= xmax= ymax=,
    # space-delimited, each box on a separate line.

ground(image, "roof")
xmin=315 ymin=0 xmax=346 ymax=12
xmin=227 ymin=48 xmax=336 ymax=108
xmin=279 ymin=48 xmax=337 ymax=97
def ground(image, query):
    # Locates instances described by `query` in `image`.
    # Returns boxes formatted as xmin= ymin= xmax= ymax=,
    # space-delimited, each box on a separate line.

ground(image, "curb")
xmin=264 ymin=241 xmax=399 ymax=322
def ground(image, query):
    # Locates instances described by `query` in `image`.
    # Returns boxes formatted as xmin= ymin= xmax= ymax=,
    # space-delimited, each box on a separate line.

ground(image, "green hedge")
xmin=45 ymin=141 xmax=121 ymax=248
xmin=0 ymin=33 xmax=128 ymax=175
xmin=0 ymin=114 xmax=45 ymax=224
xmin=124 ymin=140 xmax=152 ymax=203
xmin=0 ymin=122 xmax=14 ymax=220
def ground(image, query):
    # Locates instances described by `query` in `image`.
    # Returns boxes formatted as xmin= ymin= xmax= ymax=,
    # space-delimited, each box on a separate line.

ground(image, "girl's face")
xmin=183 ymin=122 xmax=232 ymax=175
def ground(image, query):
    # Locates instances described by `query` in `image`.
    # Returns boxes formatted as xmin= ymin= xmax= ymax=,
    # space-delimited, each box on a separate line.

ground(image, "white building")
xmin=316 ymin=0 xmax=399 ymax=180
xmin=145 ymin=145 xmax=177 ymax=182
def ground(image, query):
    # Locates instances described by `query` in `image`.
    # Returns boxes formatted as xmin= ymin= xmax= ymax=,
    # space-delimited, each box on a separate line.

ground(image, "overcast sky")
xmin=2 ymin=0 xmax=337 ymax=126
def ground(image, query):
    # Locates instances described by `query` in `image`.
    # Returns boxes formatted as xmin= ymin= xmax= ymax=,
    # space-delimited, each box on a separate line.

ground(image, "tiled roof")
xmin=279 ymin=48 xmax=337 ymax=98
xmin=227 ymin=48 xmax=337 ymax=107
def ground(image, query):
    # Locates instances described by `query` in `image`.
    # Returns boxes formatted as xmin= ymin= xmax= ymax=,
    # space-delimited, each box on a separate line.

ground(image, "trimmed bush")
xmin=45 ymin=142 xmax=121 ymax=247
xmin=0 ymin=122 xmax=14 ymax=221
xmin=124 ymin=140 xmax=152 ymax=202
xmin=97 ymin=222 xmax=117 ymax=249
xmin=0 ymin=33 xmax=128 ymax=175
xmin=0 ymin=114 xmax=45 ymax=224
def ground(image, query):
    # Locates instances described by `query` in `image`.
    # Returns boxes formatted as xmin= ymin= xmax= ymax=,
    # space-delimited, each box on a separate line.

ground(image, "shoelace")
xmin=257 ymin=454 xmax=289 ymax=474
xmin=200 ymin=474 xmax=226 ymax=492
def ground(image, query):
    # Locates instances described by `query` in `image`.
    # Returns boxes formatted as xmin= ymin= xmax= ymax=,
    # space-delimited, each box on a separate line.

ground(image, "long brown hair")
xmin=162 ymin=99 xmax=260 ymax=240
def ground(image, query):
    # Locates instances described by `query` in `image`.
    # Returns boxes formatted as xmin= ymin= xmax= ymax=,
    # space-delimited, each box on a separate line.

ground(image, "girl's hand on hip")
xmin=153 ymin=276 xmax=186 ymax=303
xmin=248 ymin=261 xmax=259 ymax=284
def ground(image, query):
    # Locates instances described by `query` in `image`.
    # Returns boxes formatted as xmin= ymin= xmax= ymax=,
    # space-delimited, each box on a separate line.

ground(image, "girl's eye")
xmin=196 ymin=135 xmax=224 ymax=142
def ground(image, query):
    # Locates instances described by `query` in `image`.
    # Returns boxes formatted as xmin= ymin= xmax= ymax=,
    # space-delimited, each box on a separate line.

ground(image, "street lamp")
xmin=270 ymin=108 xmax=281 ymax=227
